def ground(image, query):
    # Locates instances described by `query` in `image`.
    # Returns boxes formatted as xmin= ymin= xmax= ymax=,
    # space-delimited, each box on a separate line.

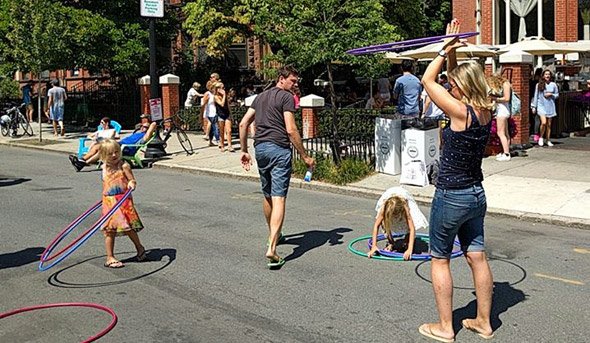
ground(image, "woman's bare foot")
xmin=136 ymin=245 xmax=147 ymax=262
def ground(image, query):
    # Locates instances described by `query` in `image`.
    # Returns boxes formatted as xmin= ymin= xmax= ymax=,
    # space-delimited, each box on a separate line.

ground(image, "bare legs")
xmin=263 ymin=196 xmax=286 ymax=261
xmin=463 ymin=251 xmax=494 ymax=337
xmin=538 ymin=115 xmax=554 ymax=145
xmin=496 ymin=117 xmax=510 ymax=155
xmin=104 ymin=230 xmax=145 ymax=267
xmin=218 ymin=120 xmax=226 ymax=150
xmin=423 ymin=251 xmax=493 ymax=340
xmin=52 ymin=120 xmax=64 ymax=136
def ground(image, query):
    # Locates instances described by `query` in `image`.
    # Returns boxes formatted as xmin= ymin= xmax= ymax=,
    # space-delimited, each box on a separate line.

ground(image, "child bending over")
xmin=368 ymin=187 xmax=428 ymax=260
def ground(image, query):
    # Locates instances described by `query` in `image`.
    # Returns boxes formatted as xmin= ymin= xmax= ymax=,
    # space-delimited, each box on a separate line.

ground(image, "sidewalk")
xmin=2 ymin=123 xmax=590 ymax=229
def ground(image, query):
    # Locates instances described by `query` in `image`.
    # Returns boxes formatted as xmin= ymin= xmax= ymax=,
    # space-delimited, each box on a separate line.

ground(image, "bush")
xmin=0 ymin=78 xmax=21 ymax=99
xmin=293 ymin=155 xmax=373 ymax=185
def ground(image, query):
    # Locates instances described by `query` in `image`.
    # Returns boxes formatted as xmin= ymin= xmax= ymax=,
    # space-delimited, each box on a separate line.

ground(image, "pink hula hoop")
xmin=0 ymin=302 xmax=117 ymax=342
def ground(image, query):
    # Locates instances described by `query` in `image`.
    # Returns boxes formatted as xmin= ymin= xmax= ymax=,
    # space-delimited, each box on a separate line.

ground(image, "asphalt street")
xmin=0 ymin=146 xmax=588 ymax=342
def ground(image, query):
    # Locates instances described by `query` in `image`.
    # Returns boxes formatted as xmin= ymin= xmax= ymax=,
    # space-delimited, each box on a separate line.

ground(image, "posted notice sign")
xmin=140 ymin=0 xmax=164 ymax=18
xmin=149 ymin=98 xmax=163 ymax=121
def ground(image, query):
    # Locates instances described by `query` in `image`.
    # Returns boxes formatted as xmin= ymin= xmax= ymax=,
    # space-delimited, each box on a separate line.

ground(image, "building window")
xmin=71 ymin=69 xmax=80 ymax=77
xmin=229 ymin=43 xmax=248 ymax=69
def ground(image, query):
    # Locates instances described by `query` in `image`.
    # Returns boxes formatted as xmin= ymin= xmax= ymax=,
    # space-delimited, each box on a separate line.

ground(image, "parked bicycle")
xmin=0 ymin=103 xmax=33 ymax=137
xmin=161 ymin=114 xmax=194 ymax=155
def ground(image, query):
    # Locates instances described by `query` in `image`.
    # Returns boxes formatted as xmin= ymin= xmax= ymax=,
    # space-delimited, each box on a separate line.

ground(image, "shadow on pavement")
xmin=0 ymin=247 xmax=44 ymax=270
xmin=452 ymin=281 xmax=528 ymax=333
xmin=47 ymin=248 xmax=176 ymax=288
xmin=282 ymin=227 xmax=353 ymax=262
xmin=0 ymin=177 xmax=31 ymax=187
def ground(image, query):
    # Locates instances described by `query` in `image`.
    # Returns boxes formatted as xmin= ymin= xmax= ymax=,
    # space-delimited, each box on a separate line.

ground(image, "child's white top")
xmin=375 ymin=186 xmax=429 ymax=232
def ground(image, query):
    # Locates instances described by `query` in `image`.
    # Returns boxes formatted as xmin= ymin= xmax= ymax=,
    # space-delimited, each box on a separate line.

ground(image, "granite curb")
xmin=3 ymin=140 xmax=589 ymax=230
xmin=152 ymin=162 xmax=590 ymax=230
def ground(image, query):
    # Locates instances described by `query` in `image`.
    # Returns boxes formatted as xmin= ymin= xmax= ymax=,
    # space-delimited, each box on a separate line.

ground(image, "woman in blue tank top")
xmin=418 ymin=20 xmax=496 ymax=343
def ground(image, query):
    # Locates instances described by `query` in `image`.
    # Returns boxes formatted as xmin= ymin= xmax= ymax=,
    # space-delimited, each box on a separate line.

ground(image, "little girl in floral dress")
xmin=99 ymin=139 xmax=146 ymax=268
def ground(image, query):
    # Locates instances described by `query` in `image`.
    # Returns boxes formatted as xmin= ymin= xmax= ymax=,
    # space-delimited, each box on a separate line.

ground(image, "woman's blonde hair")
xmin=381 ymin=196 xmax=407 ymax=236
xmin=486 ymin=74 xmax=507 ymax=93
xmin=99 ymin=139 xmax=121 ymax=162
xmin=212 ymin=81 xmax=224 ymax=92
xmin=448 ymin=61 xmax=494 ymax=111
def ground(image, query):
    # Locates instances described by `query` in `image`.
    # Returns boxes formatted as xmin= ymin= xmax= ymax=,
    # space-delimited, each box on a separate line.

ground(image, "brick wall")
xmin=453 ymin=0 xmax=477 ymax=43
xmin=481 ymin=0 xmax=493 ymax=44
xmin=555 ymin=0 xmax=578 ymax=42
xmin=301 ymin=108 xmax=319 ymax=139
xmin=161 ymin=84 xmax=180 ymax=123
xmin=140 ymin=85 xmax=150 ymax=115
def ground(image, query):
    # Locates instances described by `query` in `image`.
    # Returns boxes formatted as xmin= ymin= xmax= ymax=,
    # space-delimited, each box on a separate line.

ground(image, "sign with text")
xmin=149 ymin=98 xmax=163 ymax=121
xmin=140 ymin=0 xmax=164 ymax=18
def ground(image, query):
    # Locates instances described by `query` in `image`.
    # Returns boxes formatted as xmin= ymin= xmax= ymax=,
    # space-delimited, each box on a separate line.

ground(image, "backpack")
xmin=510 ymin=89 xmax=521 ymax=115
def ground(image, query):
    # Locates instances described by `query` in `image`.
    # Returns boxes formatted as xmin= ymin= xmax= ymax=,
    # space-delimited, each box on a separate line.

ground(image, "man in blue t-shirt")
xmin=393 ymin=60 xmax=422 ymax=117
xmin=22 ymin=81 xmax=33 ymax=123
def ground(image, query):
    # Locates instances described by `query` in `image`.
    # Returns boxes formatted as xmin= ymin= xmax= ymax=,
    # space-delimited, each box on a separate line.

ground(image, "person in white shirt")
xmin=184 ymin=82 xmax=203 ymax=108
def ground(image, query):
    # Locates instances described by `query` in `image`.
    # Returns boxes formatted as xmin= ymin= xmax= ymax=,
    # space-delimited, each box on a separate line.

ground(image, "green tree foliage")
xmin=0 ymin=77 xmax=20 ymax=99
xmin=424 ymin=0 xmax=452 ymax=36
xmin=183 ymin=0 xmax=253 ymax=58
xmin=1 ymin=0 xmax=151 ymax=77
xmin=382 ymin=0 xmax=426 ymax=38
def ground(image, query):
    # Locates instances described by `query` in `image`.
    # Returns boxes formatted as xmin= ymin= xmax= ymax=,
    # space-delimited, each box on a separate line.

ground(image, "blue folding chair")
xmin=77 ymin=120 xmax=122 ymax=158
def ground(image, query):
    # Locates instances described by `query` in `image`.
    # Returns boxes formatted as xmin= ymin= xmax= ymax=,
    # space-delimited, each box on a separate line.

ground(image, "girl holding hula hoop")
xmin=368 ymin=187 xmax=428 ymax=260
xmin=99 ymin=139 xmax=146 ymax=268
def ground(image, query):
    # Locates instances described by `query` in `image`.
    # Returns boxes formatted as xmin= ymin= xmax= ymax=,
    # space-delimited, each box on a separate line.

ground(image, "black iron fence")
xmin=175 ymin=105 xmax=400 ymax=164
xmin=65 ymin=80 xmax=141 ymax=128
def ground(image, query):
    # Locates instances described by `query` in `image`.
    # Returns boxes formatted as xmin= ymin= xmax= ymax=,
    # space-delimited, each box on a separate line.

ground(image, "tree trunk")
xmin=326 ymin=62 xmax=341 ymax=164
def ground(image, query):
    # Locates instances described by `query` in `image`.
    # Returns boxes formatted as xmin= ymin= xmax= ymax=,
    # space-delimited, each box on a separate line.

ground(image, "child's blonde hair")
xmin=99 ymin=139 xmax=121 ymax=162
xmin=381 ymin=196 xmax=407 ymax=236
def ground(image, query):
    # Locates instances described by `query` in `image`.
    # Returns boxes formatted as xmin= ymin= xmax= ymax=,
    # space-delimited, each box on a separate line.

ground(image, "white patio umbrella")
xmin=383 ymin=51 xmax=414 ymax=63
xmin=497 ymin=36 xmax=581 ymax=55
xmin=400 ymin=41 xmax=496 ymax=60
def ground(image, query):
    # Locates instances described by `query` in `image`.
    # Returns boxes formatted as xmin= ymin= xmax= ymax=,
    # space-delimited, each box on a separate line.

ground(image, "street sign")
xmin=140 ymin=0 xmax=164 ymax=18
xmin=149 ymin=98 xmax=163 ymax=121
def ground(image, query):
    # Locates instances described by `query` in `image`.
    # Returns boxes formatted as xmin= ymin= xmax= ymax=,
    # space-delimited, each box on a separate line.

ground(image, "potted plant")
xmin=581 ymin=1 xmax=590 ymax=40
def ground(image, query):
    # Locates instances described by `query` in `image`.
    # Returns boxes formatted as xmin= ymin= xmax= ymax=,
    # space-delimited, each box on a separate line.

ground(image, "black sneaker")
xmin=69 ymin=155 xmax=85 ymax=172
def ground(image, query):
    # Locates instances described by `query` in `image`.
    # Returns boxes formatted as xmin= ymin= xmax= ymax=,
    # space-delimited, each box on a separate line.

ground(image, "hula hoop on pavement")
xmin=0 ymin=302 xmax=117 ymax=343
xmin=348 ymin=235 xmax=405 ymax=261
xmin=39 ymin=189 xmax=133 ymax=271
xmin=346 ymin=32 xmax=479 ymax=55
xmin=367 ymin=233 xmax=463 ymax=260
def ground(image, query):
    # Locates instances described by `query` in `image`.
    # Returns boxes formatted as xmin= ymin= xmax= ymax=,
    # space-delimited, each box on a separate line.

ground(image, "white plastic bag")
xmin=400 ymin=160 xmax=429 ymax=187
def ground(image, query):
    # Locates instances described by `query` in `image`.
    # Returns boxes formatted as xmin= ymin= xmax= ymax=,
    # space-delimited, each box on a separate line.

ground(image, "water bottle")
xmin=304 ymin=168 xmax=313 ymax=182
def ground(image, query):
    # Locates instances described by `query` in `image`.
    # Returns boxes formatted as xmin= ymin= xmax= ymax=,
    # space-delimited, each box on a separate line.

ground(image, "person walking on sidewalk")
xmin=531 ymin=69 xmax=559 ymax=147
xmin=46 ymin=79 xmax=67 ymax=136
xmin=21 ymin=81 xmax=34 ymax=123
xmin=418 ymin=19 xmax=495 ymax=343
xmin=238 ymin=65 xmax=315 ymax=269
xmin=488 ymin=74 xmax=513 ymax=161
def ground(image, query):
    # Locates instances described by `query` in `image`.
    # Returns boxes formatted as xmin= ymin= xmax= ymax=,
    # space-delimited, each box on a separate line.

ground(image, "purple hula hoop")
xmin=0 ymin=302 xmax=117 ymax=342
xmin=368 ymin=233 xmax=463 ymax=260
xmin=346 ymin=32 xmax=479 ymax=55
xmin=39 ymin=189 xmax=133 ymax=271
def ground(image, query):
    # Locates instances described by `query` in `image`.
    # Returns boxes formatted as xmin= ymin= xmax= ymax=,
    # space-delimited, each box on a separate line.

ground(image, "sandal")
xmin=267 ymin=256 xmax=285 ymax=269
xmin=418 ymin=324 xmax=455 ymax=343
xmin=136 ymin=247 xmax=147 ymax=262
xmin=104 ymin=260 xmax=124 ymax=268
xmin=228 ymin=146 xmax=236 ymax=152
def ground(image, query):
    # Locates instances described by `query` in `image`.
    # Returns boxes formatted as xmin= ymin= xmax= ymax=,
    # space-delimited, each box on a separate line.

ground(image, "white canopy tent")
xmin=400 ymin=41 xmax=496 ymax=60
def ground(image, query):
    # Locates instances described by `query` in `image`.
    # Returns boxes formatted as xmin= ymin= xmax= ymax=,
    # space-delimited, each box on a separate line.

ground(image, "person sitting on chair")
xmin=69 ymin=122 xmax=156 ymax=172
xmin=87 ymin=117 xmax=119 ymax=147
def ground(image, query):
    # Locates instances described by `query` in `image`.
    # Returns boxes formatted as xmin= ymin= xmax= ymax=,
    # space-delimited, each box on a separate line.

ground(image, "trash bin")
xmin=375 ymin=117 xmax=402 ymax=175
xmin=401 ymin=127 xmax=440 ymax=168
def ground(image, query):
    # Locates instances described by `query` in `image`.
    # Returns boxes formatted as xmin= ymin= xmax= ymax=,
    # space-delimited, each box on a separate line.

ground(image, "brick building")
xmin=453 ymin=0 xmax=579 ymax=45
